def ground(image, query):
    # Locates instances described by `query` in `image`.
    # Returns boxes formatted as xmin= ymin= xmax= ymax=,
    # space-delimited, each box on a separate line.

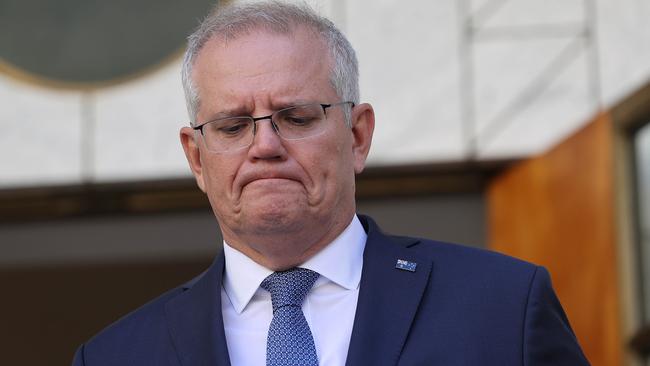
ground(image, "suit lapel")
xmin=346 ymin=216 xmax=433 ymax=366
xmin=164 ymin=253 xmax=231 ymax=366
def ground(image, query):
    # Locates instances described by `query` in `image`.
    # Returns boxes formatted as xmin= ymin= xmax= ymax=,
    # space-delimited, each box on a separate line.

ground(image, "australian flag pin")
xmin=395 ymin=259 xmax=417 ymax=272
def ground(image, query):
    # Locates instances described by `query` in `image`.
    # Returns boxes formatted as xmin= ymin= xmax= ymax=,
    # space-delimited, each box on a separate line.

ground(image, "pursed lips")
xmin=238 ymin=170 xmax=304 ymax=191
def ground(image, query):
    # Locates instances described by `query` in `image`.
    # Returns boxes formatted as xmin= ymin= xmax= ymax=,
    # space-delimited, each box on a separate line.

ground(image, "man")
xmin=73 ymin=2 xmax=589 ymax=365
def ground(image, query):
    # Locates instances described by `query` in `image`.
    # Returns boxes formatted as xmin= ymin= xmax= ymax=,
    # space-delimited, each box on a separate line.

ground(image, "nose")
xmin=248 ymin=118 xmax=286 ymax=160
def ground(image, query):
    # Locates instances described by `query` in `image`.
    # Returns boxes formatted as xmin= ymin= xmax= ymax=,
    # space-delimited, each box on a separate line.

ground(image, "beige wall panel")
xmin=0 ymin=75 xmax=83 ymax=187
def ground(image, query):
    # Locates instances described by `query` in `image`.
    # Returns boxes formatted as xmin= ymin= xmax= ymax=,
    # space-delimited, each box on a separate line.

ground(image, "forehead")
xmin=192 ymin=27 xmax=335 ymax=116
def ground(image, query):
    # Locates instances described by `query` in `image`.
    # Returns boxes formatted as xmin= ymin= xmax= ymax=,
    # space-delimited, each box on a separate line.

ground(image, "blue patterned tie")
xmin=261 ymin=268 xmax=319 ymax=366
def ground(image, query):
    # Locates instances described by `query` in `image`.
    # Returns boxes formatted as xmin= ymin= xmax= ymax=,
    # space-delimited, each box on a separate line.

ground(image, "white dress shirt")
xmin=221 ymin=215 xmax=367 ymax=366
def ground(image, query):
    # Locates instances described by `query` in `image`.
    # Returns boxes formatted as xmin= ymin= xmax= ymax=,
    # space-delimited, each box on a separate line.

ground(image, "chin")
xmin=243 ymin=202 xmax=308 ymax=235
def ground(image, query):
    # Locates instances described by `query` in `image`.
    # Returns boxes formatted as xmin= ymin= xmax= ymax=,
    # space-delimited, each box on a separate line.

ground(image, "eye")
xmin=284 ymin=116 xmax=317 ymax=126
xmin=278 ymin=108 xmax=321 ymax=127
xmin=214 ymin=119 xmax=251 ymax=136
xmin=275 ymin=104 xmax=325 ymax=128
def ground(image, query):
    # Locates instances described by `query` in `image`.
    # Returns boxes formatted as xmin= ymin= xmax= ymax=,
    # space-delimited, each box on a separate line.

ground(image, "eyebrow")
xmin=203 ymin=107 xmax=251 ymax=122
xmin=205 ymin=100 xmax=320 ymax=122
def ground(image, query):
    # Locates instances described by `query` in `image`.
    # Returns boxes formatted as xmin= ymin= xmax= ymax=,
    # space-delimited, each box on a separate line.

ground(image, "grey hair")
xmin=181 ymin=1 xmax=359 ymax=126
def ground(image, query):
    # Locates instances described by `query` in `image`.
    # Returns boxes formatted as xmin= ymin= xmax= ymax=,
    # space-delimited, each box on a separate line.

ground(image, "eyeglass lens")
xmin=201 ymin=103 xmax=333 ymax=153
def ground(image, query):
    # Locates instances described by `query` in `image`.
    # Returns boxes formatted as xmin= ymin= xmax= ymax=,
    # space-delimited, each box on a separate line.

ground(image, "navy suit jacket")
xmin=73 ymin=215 xmax=589 ymax=365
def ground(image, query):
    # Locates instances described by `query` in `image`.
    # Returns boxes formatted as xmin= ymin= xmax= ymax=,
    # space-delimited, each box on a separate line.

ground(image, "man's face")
xmin=180 ymin=28 xmax=374 ymax=268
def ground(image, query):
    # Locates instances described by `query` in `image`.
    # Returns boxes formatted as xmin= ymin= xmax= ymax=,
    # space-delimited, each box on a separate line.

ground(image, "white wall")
xmin=1 ymin=0 xmax=649 ymax=188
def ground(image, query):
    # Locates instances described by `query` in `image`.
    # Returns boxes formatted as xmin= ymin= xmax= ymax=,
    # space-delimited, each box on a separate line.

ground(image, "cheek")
xmin=315 ymin=138 xmax=354 ymax=189
xmin=202 ymin=158 xmax=238 ymax=199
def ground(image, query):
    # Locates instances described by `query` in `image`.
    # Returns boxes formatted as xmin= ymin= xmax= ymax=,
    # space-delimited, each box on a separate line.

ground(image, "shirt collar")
xmin=222 ymin=215 xmax=367 ymax=314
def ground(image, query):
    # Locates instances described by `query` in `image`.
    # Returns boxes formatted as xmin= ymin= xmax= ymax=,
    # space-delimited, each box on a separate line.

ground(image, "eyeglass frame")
xmin=191 ymin=101 xmax=355 ymax=152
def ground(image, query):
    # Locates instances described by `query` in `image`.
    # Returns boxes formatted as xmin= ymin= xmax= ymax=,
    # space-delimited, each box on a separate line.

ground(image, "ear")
xmin=349 ymin=103 xmax=375 ymax=174
xmin=180 ymin=127 xmax=207 ymax=193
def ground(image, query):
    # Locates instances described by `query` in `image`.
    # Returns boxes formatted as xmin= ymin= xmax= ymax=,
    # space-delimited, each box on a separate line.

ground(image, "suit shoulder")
xmin=427 ymin=237 xmax=535 ymax=268
xmin=80 ymin=275 xmax=197 ymax=362
xmin=391 ymin=233 xmax=540 ymax=281
xmin=87 ymin=285 xmax=181 ymax=341
xmin=361 ymin=215 xmax=537 ymax=275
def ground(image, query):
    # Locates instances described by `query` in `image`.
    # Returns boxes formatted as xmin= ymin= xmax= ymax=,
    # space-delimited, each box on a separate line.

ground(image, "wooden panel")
xmin=487 ymin=113 xmax=621 ymax=366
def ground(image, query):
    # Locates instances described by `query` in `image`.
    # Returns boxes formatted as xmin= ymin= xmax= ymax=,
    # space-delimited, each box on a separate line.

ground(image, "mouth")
xmin=238 ymin=171 xmax=303 ymax=191
xmin=247 ymin=177 xmax=296 ymax=185
xmin=240 ymin=178 xmax=304 ymax=197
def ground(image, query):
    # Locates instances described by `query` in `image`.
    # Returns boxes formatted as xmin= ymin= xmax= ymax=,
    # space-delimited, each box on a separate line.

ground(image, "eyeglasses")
xmin=193 ymin=101 xmax=354 ymax=153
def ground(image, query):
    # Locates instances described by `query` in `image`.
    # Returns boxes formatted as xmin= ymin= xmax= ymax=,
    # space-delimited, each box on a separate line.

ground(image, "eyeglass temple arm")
xmin=321 ymin=101 xmax=355 ymax=113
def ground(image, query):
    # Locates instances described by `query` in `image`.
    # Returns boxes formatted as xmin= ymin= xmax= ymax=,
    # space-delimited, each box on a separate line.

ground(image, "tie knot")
xmin=261 ymin=268 xmax=319 ymax=311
